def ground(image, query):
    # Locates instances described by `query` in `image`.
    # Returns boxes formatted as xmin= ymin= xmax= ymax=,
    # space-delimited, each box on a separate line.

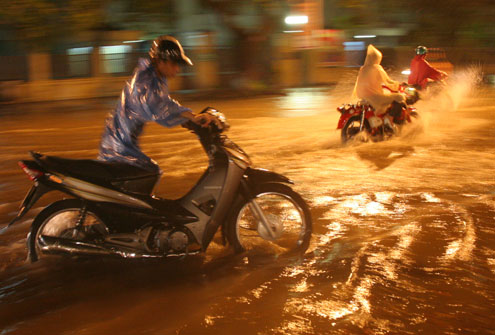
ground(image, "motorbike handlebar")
xmin=381 ymin=83 xmax=420 ymax=105
xmin=182 ymin=107 xmax=230 ymax=135
xmin=382 ymin=84 xmax=408 ymax=94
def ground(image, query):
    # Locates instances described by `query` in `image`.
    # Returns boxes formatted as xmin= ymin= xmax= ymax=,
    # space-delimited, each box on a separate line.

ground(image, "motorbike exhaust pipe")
xmin=38 ymin=235 xmax=161 ymax=258
xmin=38 ymin=235 xmax=121 ymax=257
xmin=38 ymin=235 xmax=200 ymax=259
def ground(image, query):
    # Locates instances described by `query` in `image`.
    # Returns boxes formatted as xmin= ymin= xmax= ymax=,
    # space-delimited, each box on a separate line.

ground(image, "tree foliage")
xmin=0 ymin=0 xmax=108 ymax=51
xmin=197 ymin=0 xmax=287 ymax=82
xmin=336 ymin=0 xmax=494 ymax=47
xmin=1 ymin=0 xmax=492 ymax=52
xmin=0 ymin=0 xmax=181 ymax=51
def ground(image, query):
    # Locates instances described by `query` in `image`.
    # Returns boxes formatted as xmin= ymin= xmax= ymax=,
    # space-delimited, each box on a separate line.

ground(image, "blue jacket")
xmin=98 ymin=58 xmax=191 ymax=171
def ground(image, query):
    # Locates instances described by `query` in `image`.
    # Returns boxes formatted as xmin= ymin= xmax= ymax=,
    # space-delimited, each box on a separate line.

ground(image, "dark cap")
xmin=149 ymin=35 xmax=193 ymax=66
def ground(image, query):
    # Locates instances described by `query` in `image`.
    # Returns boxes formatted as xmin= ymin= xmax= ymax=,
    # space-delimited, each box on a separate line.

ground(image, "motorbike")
xmin=402 ymin=67 xmax=450 ymax=103
xmin=337 ymin=84 xmax=420 ymax=143
xmin=7 ymin=107 xmax=312 ymax=262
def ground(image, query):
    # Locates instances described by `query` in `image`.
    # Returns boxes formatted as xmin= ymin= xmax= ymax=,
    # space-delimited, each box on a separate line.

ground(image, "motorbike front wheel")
xmin=341 ymin=115 xmax=371 ymax=143
xmin=226 ymin=183 xmax=312 ymax=255
xmin=28 ymin=199 xmax=108 ymax=262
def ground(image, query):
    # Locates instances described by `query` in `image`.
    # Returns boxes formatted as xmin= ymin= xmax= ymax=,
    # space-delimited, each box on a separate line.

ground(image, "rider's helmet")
xmin=149 ymin=35 xmax=193 ymax=66
xmin=415 ymin=45 xmax=428 ymax=56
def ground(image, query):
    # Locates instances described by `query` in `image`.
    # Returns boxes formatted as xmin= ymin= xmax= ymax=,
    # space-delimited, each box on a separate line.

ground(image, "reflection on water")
xmin=0 ymin=81 xmax=494 ymax=334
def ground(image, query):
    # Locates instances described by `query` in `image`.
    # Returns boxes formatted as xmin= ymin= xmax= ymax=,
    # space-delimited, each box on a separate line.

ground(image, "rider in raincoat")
xmin=98 ymin=35 xmax=217 ymax=172
xmin=408 ymin=46 xmax=447 ymax=90
xmin=352 ymin=44 xmax=406 ymax=116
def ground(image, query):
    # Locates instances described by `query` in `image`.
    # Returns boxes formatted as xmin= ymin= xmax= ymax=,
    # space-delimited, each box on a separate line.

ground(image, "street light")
xmin=285 ymin=15 xmax=308 ymax=25
xmin=353 ymin=35 xmax=376 ymax=39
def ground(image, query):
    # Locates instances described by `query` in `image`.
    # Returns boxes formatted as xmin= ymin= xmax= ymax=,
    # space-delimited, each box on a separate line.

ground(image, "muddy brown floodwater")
xmin=0 ymin=74 xmax=494 ymax=334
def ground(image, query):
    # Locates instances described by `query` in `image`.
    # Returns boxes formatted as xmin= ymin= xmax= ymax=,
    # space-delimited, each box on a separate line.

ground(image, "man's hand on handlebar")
xmin=193 ymin=113 xmax=221 ymax=128
xmin=181 ymin=110 xmax=222 ymax=129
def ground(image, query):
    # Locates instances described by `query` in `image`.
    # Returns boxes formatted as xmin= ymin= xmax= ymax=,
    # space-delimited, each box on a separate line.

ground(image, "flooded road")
xmin=1 ymin=76 xmax=494 ymax=334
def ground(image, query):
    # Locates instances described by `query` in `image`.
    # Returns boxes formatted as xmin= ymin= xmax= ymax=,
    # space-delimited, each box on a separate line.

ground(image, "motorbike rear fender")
xmin=8 ymin=183 xmax=52 ymax=228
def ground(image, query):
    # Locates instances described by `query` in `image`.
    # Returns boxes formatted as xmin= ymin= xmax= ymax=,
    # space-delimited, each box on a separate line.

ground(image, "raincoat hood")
xmin=363 ymin=44 xmax=383 ymax=67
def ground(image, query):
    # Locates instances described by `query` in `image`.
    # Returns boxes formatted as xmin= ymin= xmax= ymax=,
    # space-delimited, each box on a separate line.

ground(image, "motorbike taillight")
xmin=18 ymin=161 xmax=43 ymax=181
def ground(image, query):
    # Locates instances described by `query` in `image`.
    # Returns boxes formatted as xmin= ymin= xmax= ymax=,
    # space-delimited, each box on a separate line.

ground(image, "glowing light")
xmin=341 ymin=197 xmax=388 ymax=216
xmin=67 ymin=47 xmax=93 ymax=55
xmin=312 ymin=195 xmax=336 ymax=206
xmin=123 ymin=40 xmax=145 ymax=44
xmin=285 ymin=15 xmax=308 ymax=25
xmin=374 ymin=192 xmax=394 ymax=204
xmin=445 ymin=241 xmax=460 ymax=257
xmin=343 ymin=41 xmax=365 ymax=51
xmin=488 ymin=258 xmax=495 ymax=274
xmin=443 ymin=219 xmax=476 ymax=261
xmin=290 ymin=279 xmax=309 ymax=292
xmin=204 ymin=315 xmax=224 ymax=326
xmin=353 ymin=35 xmax=376 ymax=39
xmin=421 ymin=193 xmax=441 ymax=203
xmin=251 ymin=283 xmax=269 ymax=299
xmin=402 ymin=69 xmax=411 ymax=75
xmin=100 ymin=45 xmax=132 ymax=54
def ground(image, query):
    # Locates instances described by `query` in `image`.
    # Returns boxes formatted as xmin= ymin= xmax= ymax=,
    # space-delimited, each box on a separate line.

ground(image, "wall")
xmin=1 ymin=48 xmax=351 ymax=103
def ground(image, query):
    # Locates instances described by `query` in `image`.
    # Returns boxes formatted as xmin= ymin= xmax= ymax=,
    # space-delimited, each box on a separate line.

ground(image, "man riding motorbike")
xmin=407 ymin=45 xmax=448 ymax=91
xmin=352 ymin=44 xmax=406 ymax=131
xmin=98 ymin=35 xmax=219 ymax=174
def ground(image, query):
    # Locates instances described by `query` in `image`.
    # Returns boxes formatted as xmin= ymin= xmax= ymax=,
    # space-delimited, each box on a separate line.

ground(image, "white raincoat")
xmin=352 ymin=45 xmax=405 ymax=115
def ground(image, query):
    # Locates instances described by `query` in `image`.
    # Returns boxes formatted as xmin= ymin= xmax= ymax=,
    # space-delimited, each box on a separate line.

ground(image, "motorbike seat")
xmin=38 ymin=155 xmax=156 ymax=180
xmin=33 ymin=153 xmax=160 ymax=195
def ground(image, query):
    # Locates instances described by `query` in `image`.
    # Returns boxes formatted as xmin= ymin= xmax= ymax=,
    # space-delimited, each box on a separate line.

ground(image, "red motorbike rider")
xmin=408 ymin=46 xmax=448 ymax=91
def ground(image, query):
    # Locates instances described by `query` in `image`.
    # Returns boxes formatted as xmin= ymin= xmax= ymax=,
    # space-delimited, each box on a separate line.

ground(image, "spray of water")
xmin=413 ymin=66 xmax=483 ymax=137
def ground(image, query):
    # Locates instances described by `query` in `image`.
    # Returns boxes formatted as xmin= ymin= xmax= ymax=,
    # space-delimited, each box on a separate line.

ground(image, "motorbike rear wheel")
xmin=226 ymin=183 xmax=312 ymax=255
xmin=28 ymin=199 xmax=108 ymax=262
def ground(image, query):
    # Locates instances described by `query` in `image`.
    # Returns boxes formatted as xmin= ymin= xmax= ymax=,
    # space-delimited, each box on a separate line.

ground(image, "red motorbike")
xmin=336 ymin=85 xmax=419 ymax=143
